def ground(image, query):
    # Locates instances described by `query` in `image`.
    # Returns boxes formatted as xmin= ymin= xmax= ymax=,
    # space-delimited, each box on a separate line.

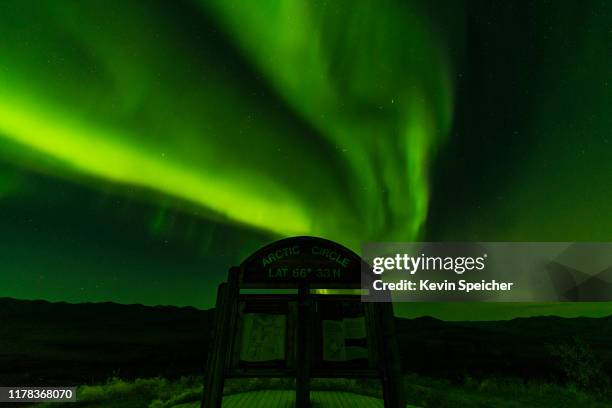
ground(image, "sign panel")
xmin=240 ymin=236 xmax=362 ymax=287
xmin=239 ymin=313 xmax=286 ymax=362
xmin=320 ymin=300 xmax=369 ymax=363
xmin=321 ymin=318 xmax=367 ymax=361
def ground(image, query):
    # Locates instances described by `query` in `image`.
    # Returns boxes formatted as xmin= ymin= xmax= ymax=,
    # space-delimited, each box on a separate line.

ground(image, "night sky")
xmin=0 ymin=1 xmax=610 ymax=320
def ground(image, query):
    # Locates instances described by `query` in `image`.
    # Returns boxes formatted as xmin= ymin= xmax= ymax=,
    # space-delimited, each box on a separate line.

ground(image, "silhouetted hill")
xmin=0 ymin=298 xmax=213 ymax=386
xmin=2 ymin=298 xmax=611 ymax=387
xmin=396 ymin=314 xmax=612 ymax=380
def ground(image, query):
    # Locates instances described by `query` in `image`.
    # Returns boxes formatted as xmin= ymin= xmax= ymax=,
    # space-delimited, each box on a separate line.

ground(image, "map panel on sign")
xmin=239 ymin=313 xmax=286 ymax=362
xmin=322 ymin=316 xmax=368 ymax=362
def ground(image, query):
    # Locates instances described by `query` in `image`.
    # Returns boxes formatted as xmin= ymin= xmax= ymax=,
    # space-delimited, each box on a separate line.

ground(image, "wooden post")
xmin=296 ymin=284 xmax=311 ymax=408
xmin=201 ymin=283 xmax=226 ymax=408
xmin=201 ymin=268 xmax=239 ymax=408
xmin=378 ymin=303 xmax=405 ymax=408
xmin=363 ymin=303 xmax=380 ymax=369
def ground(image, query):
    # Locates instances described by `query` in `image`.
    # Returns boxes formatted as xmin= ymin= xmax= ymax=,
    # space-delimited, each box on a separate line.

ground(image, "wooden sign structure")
xmin=201 ymin=236 xmax=404 ymax=407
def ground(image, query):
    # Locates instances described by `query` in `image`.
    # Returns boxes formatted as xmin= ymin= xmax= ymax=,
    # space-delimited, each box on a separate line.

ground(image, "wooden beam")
xmin=201 ymin=282 xmax=227 ymax=408
xmin=295 ymin=284 xmax=311 ymax=408
xmin=378 ymin=303 xmax=405 ymax=408
xmin=201 ymin=268 xmax=240 ymax=408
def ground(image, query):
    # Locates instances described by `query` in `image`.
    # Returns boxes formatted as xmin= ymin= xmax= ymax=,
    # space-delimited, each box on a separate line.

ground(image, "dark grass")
xmin=32 ymin=373 xmax=612 ymax=408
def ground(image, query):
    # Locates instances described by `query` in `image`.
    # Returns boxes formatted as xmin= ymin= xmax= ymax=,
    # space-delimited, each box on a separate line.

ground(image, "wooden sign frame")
xmin=201 ymin=236 xmax=403 ymax=407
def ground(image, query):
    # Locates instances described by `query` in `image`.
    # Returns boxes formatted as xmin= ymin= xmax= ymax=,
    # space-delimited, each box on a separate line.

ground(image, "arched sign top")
xmin=238 ymin=236 xmax=363 ymax=288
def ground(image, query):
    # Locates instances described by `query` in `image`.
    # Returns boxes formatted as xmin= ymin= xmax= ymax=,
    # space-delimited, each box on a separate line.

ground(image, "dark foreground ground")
xmin=1 ymin=297 xmax=611 ymax=389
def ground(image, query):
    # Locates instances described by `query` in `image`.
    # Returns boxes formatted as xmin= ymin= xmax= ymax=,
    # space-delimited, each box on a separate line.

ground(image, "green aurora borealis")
xmin=0 ymin=1 xmax=610 ymax=319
